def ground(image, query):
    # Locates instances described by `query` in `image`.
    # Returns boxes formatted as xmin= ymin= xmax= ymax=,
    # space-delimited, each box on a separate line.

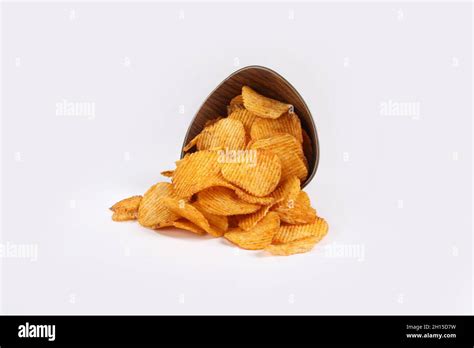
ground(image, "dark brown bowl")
xmin=180 ymin=65 xmax=319 ymax=188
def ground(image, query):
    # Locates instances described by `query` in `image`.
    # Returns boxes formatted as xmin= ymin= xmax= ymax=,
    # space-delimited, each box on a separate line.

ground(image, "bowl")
xmin=180 ymin=65 xmax=319 ymax=188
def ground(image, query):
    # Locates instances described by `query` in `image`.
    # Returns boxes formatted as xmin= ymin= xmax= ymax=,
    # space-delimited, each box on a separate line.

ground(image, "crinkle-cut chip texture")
xmin=250 ymin=113 xmax=303 ymax=143
xmin=228 ymin=109 xmax=257 ymax=134
xmin=265 ymin=236 xmax=320 ymax=256
xmin=221 ymin=150 xmax=281 ymax=197
xmin=227 ymin=95 xmax=245 ymax=115
xmin=112 ymin=210 xmax=138 ymax=221
xmin=172 ymin=150 xmax=222 ymax=199
xmin=250 ymin=134 xmax=308 ymax=182
xmin=196 ymin=118 xmax=246 ymax=151
xmin=272 ymin=217 xmax=328 ymax=245
xmin=193 ymin=201 xmax=229 ymax=233
xmin=242 ymin=86 xmax=293 ymax=119
xmin=237 ymin=201 xmax=278 ymax=231
xmin=173 ymin=220 xmax=206 ymax=235
xmin=274 ymin=191 xmax=317 ymax=225
xmin=138 ymin=183 xmax=179 ymax=228
xmin=110 ymin=195 xmax=142 ymax=216
xmin=224 ymin=212 xmax=280 ymax=250
xmin=162 ymin=197 xmax=223 ymax=237
xmin=271 ymin=175 xmax=301 ymax=205
xmin=196 ymin=186 xmax=261 ymax=216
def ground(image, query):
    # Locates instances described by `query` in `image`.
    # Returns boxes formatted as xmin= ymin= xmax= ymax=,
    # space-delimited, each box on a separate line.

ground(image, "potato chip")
xmin=224 ymin=212 xmax=280 ymax=250
xmin=196 ymin=118 xmax=246 ymax=151
xmin=237 ymin=201 xmax=279 ymax=231
xmin=271 ymin=175 xmax=301 ymax=204
xmin=196 ymin=186 xmax=260 ymax=216
xmin=272 ymin=217 xmax=328 ymax=244
xmin=110 ymin=195 xmax=142 ymax=215
xmin=250 ymin=134 xmax=307 ymax=181
xmin=112 ymin=210 xmax=138 ymax=222
xmin=228 ymin=109 xmax=257 ymax=134
xmin=274 ymin=191 xmax=317 ymax=224
xmin=172 ymin=150 xmax=222 ymax=198
xmin=250 ymin=113 xmax=303 ymax=143
xmin=162 ymin=197 xmax=223 ymax=237
xmin=161 ymin=170 xmax=174 ymax=178
xmin=138 ymin=183 xmax=179 ymax=228
xmin=193 ymin=201 xmax=229 ymax=233
xmin=221 ymin=150 xmax=281 ymax=197
xmin=227 ymin=95 xmax=245 ymax=115
xmin=173 ymin=220 xmax=206 ymax=235
xmin=242 ymin=86 xmax=292 ymax=119
xmin=265 ymin=236 xmax=320 ymax=256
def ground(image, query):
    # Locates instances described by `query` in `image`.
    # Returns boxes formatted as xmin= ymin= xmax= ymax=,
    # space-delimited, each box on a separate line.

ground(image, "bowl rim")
xmin=180 ymin=65 xmax=320 ymax=188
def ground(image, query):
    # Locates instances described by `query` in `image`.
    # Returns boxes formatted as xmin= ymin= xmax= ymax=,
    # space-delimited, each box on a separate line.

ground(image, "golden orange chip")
xmin=250 ymin=133 xmax=307 ymax=181
xmin=196 ymin=118 xmax=246 ymax=151
xmin=250 ymin=113 xmax=303 ymax=143
xmin=138 ymin=183 xmax=179 ymax=228
xmin=224 ymin=212 xmax=280 ymax=250
xmin=265 ymin=235 xmax=320 ymax=256
xmin=221 ymin=150 xmax=281 ymax=197
xmin=110 ymin=195 xmax=142 ymax=214
xmin=204 ymin=116 xmax=223 ymax=128
xmin=112 ymin=210 xmax=137 ymax=222
xmin=237 ymin=200 xmax=280 ymax=231
xmin=271 ymin=175 xmax=301 ymax=204
xmin=160 ymin=170 xmax=174 ymax=178
xmin=173 ymin=219 xmax=206 ymax=235
xmin=227 ymin=95 xmax=245 ymax=115
xmin=302 ymin=128 xmax=313 ymax=164
xmin=242 ymin=86 xmax=293 ymax=119
xmin=172 ymin=150 xmax=222 ymax=199
xmin=274 ymin=191 xmax=317 ymax=224
xmin=193 ymin=201 xmax=229 ymax=233
xmin=196 ymin=186 xmax=261 ymax=216
xmin=228 ymin=109 xmax=258 ymax=134
xmin=272 ymin=217 xmax=328 ymax=245
xmin=162 ymin=197 xmax=223 ymax=237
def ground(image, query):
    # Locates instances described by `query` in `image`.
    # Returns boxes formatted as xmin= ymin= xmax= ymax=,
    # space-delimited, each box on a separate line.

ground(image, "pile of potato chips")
xmin=110 ymin=86 xmax=328 ymax=256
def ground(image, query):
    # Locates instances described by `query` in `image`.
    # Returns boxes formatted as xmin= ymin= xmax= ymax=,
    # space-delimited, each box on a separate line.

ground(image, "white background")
xmin=1 ymin=1 xmax=472 ymax=314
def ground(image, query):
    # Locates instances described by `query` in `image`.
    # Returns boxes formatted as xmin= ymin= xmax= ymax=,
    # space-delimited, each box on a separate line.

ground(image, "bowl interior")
xmin=181 ymin=65 xmax=319 ymax=188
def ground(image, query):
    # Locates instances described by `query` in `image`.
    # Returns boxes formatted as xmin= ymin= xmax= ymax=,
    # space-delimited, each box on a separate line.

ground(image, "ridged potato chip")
xmin=172 ymin=150 xmax=222 ymax=199
xmin=196 ymin=186 xmax=261 ymax=216
xmin=193 ymin=201 xmax=229 ymax=233
xmin=196 ymin=118 xmax=246 ymax=151
xmin=162 ymin=197 xmax=223 ymax=237
xmin=224 ymin=212 xmax=280 ymax=250
xmin=250 ymin=134 xmax=307 ymax=181
xmin=227 ymin=95 xmax=245 ymax=115
xmin=274 ymin=191 xmax=317 ymax=224
xmin=237 ymin=200 xmax=280 ymax=231
xmin=271 ymin=175 xmax=301 ymax=204
xmin=272 ymin=217 xmax=328 ymax=244
xmin=221 ymin=150 xmax=281 ymax=197
xmin=110 ymin=195 xmax=142 ymax=221
xmin=161 ymin=170 xmax=174 ymax=178
xmin=250 ymin=113 xmax=303 ymax=143
xmin=112 ymin=210 xmax=138 ymax=221
xmin=228 ymin=109 xmax=257 ymax=134
xmin=138 ymin=183 xmax=179 ymax=228
xmin=173 ymin=220 xmax=206 ymax=235
xmin=265 ymin=235 xmax=320 ymax=256
xmin=242 ymin=86 xmax=293 ymax=119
